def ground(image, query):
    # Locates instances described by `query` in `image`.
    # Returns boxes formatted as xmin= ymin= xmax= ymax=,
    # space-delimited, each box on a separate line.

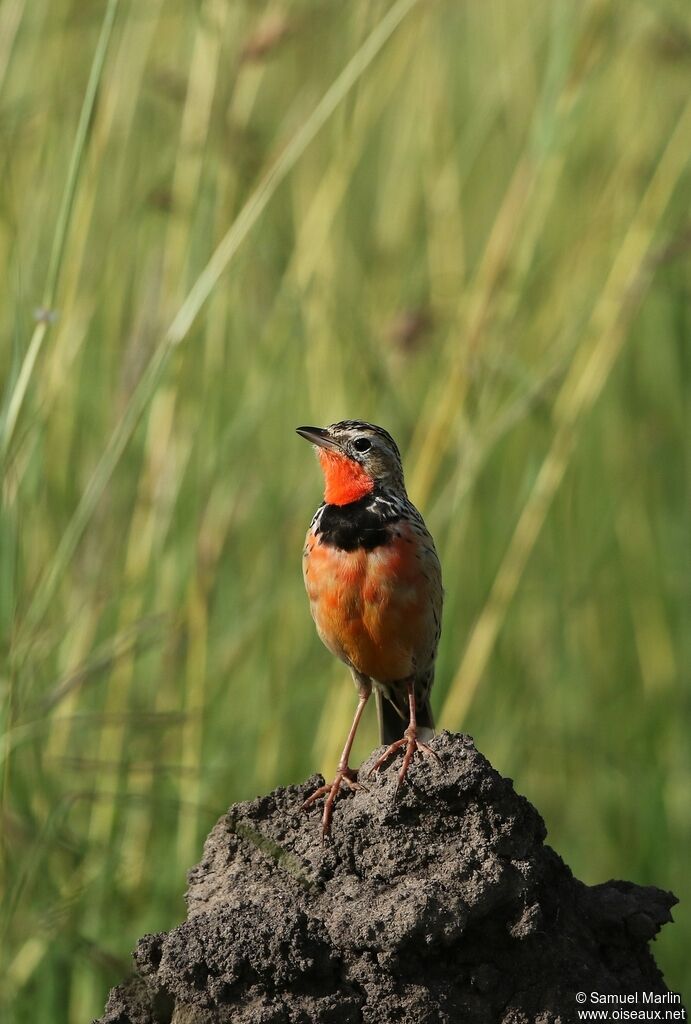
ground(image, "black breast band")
xmin=317 ymin=494 xmax=398 ymax=552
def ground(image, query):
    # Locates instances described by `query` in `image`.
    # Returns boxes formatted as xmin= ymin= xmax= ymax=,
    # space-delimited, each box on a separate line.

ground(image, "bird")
xmin=297 ymin=420 xmax=443 ymax=837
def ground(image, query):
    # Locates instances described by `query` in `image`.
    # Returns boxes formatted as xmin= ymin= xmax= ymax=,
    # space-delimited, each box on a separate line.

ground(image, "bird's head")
xmin=296 ymin=420 xmax=405 ymax=506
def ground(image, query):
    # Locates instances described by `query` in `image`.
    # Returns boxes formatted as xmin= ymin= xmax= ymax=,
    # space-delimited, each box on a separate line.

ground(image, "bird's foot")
xmin=369 ymin=727 xmax=440 ymax=791
xmin=302 ymin=766 xmax=365 ymax=840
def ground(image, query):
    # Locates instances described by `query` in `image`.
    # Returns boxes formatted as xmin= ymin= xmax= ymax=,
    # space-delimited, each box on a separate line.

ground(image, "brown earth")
xmin=95 ymin=732 xmax=680 ymax=1024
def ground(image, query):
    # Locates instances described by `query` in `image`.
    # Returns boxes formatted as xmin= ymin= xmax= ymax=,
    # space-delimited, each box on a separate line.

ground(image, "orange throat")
xmin=318 ymin=449 xmax=374 ymax=506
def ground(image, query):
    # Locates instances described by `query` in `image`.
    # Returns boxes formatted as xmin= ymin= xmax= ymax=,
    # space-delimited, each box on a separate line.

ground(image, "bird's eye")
xmin=352 ymin=437 xmax=372 ymax=453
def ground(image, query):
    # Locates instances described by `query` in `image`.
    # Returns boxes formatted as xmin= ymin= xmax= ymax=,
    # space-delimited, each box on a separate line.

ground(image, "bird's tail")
xmin=375 ymin=687 xmax=435 ymax=746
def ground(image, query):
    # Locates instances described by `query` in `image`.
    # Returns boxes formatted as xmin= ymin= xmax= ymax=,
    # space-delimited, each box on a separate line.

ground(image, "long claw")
xmin=302 ymin=766 xmax=362 ymax=839
xmin=369 ymin=737 xmax=407 ymax=776
xmin=416 ymin=740 xmax=441 ymax=764
xmin=301 ymin=784 xmax=331 ymax=810
xmin=370 ymin=728 xmax=439 ymax=794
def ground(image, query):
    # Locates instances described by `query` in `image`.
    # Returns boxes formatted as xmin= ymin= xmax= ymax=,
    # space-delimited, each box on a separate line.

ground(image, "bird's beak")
xmin=296 ymin=426 xmax=343 ymax=453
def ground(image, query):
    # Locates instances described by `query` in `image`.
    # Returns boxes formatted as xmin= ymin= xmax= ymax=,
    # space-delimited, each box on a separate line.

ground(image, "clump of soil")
xmin=96 ymin=732 xmax=679 ymax=1024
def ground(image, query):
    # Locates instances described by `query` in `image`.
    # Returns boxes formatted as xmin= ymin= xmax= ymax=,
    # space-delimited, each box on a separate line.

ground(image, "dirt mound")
xmin=96 ymin=732 xmax=679 ymax=1023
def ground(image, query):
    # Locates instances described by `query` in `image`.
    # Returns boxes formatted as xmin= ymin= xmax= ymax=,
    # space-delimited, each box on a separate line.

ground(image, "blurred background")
xmin=1 ymin=0 xmax=689 ymax=1019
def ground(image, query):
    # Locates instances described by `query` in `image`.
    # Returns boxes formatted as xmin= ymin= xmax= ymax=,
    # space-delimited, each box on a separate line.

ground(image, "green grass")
xmin=1 ymin=0 xmax=689 ymax=1019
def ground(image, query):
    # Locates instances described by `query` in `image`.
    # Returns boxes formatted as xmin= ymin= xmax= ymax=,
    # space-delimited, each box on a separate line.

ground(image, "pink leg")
xmin=303 ymin=684 xmax=370 ymax=839
xmin=369 ymin=680 xmax=439 ymax=788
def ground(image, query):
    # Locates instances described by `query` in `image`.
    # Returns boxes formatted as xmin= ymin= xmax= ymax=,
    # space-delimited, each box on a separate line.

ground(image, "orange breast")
xmin=303 ymin=522 xmax=441 ymax=683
